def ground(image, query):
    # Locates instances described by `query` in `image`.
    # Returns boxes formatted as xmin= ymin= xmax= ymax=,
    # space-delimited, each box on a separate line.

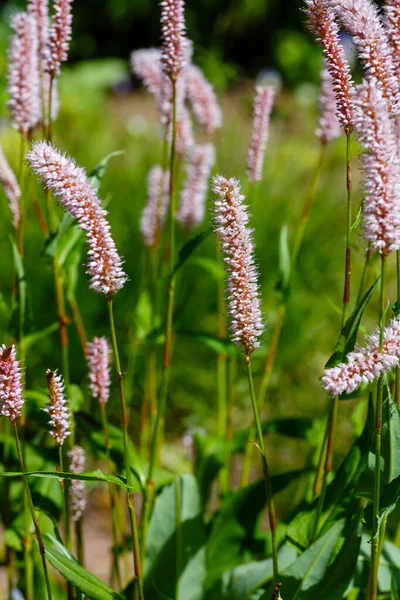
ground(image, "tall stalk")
xmin=396 ymin=250 xmax=400 ymax=407
xmin=369 ymin=255 xmax=386 ymax=600
xmin=217 ymin=276 xmax=228 ymax=495
xmin=245 ymin=355 xmax=279 ymax=582
xmin=142 ymin=77 xmax=178 ymax=556
xmin=12 ymin=422 xmax=53 ymax=600
xmin=58 ymin=445 xmax=73 ymax=600
xmin=107 ymin=297 xmax=144 ymax=600
xmin=341 ymin=131 xmax=352 ymax=328
xmin=241 ymin=143 xmax=326 ymax=487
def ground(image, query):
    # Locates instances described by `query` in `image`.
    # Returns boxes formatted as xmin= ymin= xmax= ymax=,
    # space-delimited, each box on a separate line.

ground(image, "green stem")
xmin=217 ymin=272 xmax=228 ymax=495
xmin=341 ymin=131 xmax=352 ymax=329
xmin=356 ymin=246 xmax=373 ymax=306
xmin=396 ymin=251 xmax=400 ymax=407
xmin=12 ymin=421 xmax=53 ymax=600
xmin=175 ymin=476 xmax=182 ymax=600
xmin=241 ymin=304 xmax=286 ymax=487
xmin=107 ymin=297 xmax=144 ymax=600
xmin=369 ymin=255 xmax=386 ymax=600
xmin=142 ymin=76 xmax=178 ymax=558
xmin=312 ymin=419 xmax=329 ymax=500
xmin=245 ymin=355 xmax=279 ymax=582
xmin=76 ymin=519 xmax=84 ymax=567
xmin=59 ymin=445 xmax=73 ymax=600
xmin=100 ymin=402 xmax=123 ymax=591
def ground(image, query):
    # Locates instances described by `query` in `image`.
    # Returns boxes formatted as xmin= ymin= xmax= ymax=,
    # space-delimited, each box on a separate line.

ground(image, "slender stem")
xmin=356 ymin=246 xmax=373 ymax=306
xmin=12 ymin=422 xmax=53 ymax=600
xmin=396 ymin=251 xmax=400 ymax=407
xmin=217 ymin=272 xmax=228 ymax=495
xmin=241 ymin=304 xmax=286 ymax=487
xmin=76 ymin=519 xmax=84 ymax=566
xmin=245 ymin=355 xmax=279 ymax=582
xmin=312 ymin=419 xmax=329 ymax=499
xmin=58 ymin=445 xmax=71 ymax=549
xmin=341 ymin=131 xmax=352 ymax=329
xmin=311 ymin=394 xmax=338 ymax=542
xmin=175 ymin=476 xmax=182 ymax=600
xmin=107 ymin=297 xmax=144 ymax=600
xmin=142 ymin=76 xmax=178 ymax=557
xmin=100 ymin=402 xmax=123 ymax=591
xmin=369 ymin=255 xmax=386 ymax=600
xmin=53 ymin=260 xmax=70 ymax=388
xmin=69 ymin=296 xmax=88 ymax=357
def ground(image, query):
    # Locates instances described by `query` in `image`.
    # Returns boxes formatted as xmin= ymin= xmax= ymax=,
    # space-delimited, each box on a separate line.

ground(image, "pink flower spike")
xmin=46 ymin=0 xmax=73 ymax=78
xmin=316 ymin=64 xmax=341 ymax=144
xmin=0 ymin=144 xmax=21 ymax=229
xmin=212 ymin=175 xmax=264 ymax=356
xmin=8 ymin=11 xmax=41 ymax=135
xmin=322 ymin=318 xmax=400 ymax=396
xmin=353 ymin=78 xmax=400 ymax=255
xmin=68 ymin=445 xmax=87 ymax=522
xmin=27 ymin=142 xmax=127 ymax=296
xmin=140 ymin=166 xmax=170 ymax=248
xmin=130 ymin=48 xmax=163 ymax=97
xmin=177 ymin=143 xmax=215 ymax=230
xmin=247 ymin=85 xmax=275 ymax=184
xmin=28 ymin=0 xmax=50 ymax=65
xmin=185 ymin=65 xmax=222 ymax=136
xmin=87 ymin=337 xmax=111 ymax=404
xmin=0 ymin=345 xmax=24 ymax=423
xmin=160 ymin=0 xmax=187 ymax=80
xmin=332 ymin=0 xmax=400 ymax=113
xmin=45 ymin=369 xmax=71 ymax=446
xmin=384 ymin=1 xmax=400 ymax=74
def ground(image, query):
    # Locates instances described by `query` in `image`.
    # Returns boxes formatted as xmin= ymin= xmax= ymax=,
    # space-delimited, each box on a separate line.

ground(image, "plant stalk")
xmin=341 ymin=131 xmax=352 ymax=329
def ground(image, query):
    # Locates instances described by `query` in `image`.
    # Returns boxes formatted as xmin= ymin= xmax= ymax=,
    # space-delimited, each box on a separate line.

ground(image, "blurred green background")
xmin=0 ymin=0 xmax=393 ymax=481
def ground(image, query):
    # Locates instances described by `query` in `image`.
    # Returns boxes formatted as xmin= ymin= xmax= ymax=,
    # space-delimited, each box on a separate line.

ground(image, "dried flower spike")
xmin=27 ymin=142 xmax=127 ymax=296
xmin=45 ymin=369 xmax=71 ymax=445
xmin=322 ymin=318 xmax=400 ymax=396
xmin=140 ymin=166 xmax=170 ymax=247
xmin=304 ymin=0 xmax=354 ymax=132
xmin=212 ymin=175 xmax=264 ymax=355
xmin=8 ymin=11 xmax=41 ymax=135
xmin=177 ymin=143 xmax=215 ymax=230
xmin=316 ymin=64 xmax=341 ymax=144
xmin=87 ymin=337 xmax=111 ymax=404
xmin=247 ymin=85 xmax=275 ymax=183
xmin=68 ymin=445 xmax=87 ymax=522
xmin=353 ymin=78 xmax=400 ymax=255
xmin=332 ymin=0 xmax=399 ymax=112
xmin=0 ymin=144 xmax=21 ymax=229
xmin=0 ymin=345 xmax=24 ymax=422
xmin=185 ymin=65 xmax=222 ymax=136
xmin=46 ymin=0 xmax=73 ymax=78
xmin=160 ymin=0 xmax=187 ymax=79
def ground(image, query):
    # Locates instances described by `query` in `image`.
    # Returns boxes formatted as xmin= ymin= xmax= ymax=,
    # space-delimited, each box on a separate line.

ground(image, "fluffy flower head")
xmin=247 ymin=85 xmax=275 ymax=183
xmin=160 ymin=0 xmax=187 ymax=79
xmin=0 ymin=144 xmax=20 ymax=229
xmin=68 ymin=445 xmax=87 ymax=522
xmin=185 ymin=65 xmax=222 ymax=136
xmin=316 ymin=64 xmax=341 ymax=143
xmin=27 ymin=142 xmax=127 ymax=295
xmin=44 ymin=369 xmax=71 ymax=445
xmin=140 ymin=166 xmax=170 ymax=247
xmin=87 ymin=337 xmax=111 ymax=404
xmin=0 ymin=345 xmax=24 ymax=422
xmin=212 ymin=175 xmax=264 ymax=355
xmin=46 ymin=0 xmax=73 ymax=77
xmin=177 ymin=143 xmax=215 ymax=230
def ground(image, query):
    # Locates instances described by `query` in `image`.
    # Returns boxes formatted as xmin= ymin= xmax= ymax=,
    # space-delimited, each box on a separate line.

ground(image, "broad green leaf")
xmin=4 ymin=528 xmax=23 ymax=551
xmin=56 ymin=223 xmax=82 ymax=268
xmin=287 ymin=399 xmax=373 ymax=549
xmin=134 ymin=291 xmax=153 ymax=342
xmin=363 ymin=474 xmax=400 ymax=539
xmin=194 ymin=432 xmax=227 ymax=506
xmin=89 ymin=150 xmax=125 ymax=189
xmin=24 ymin=322 xmax=59 ymax=350
xmin=69 ymin=383 xmax=84 ymax=412
xmin=325 ymin=279 xmax=378 ymax=369
xmin=190 ymin=257 xmax=224 ymax=281
xmin=1 ymin=468 xmax=133 ymax=490
xmin=172 ymin=229 xmax=211 ymax=276
xmin=144 ymin=475 xmax=206 ymax=600
xmin=44 ymin=543 xmax=124 ymax=599
xmin=263 ymin=521 xmax=345 ymax=600
xmin=356 ymin=535 xmax=400 ymax=593
xmin=44 ymin=213 xmax=75 ymax=260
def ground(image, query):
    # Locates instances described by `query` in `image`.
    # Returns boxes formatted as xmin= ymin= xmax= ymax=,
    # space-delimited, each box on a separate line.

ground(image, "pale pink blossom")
xmin=46 ymin=0 xmax=73 ymax=78
xmin=160 ymin=0 xmax=187 ymax=79
xmin=130 ymin=48 xmax=163 ymax=97
xmin=68 ymin=445 xmax=87 ymax=522
xmin=384 ymin=0 xmax=400 ymax=74
xmin=0 ymin=345 xmax=24 ymax=422
xmin=28 ymin=0 xmax=50 ymax=65
xmin=305 ymin=0 xmax=354 ymax=132
xmin=322 ymin=318 xmax=400 ymax=396
xmin=316 ymin=65 xmax=341 ymax=143
xmin=353 ymin=78 xmax=400 ymax=255
xmin=7 ymin=11 xmax=41 ymax=134
xmin=0 ymin=144 xmax=20 ymax=229
xmin=174 ymin=106 xmax=194 ymax=155
xmin=44 ymin=369 xmax=70 ymax=445
xmin=140 ymin=166 xmax=170 ymax=247
xmin=247 ymin=85 xmax=275 ymax=183
xmin=212 ymin=175 xmax=264 ymax=355
xmin=185 ymin=65 xmax=222 ymax=136
xmin=177 ymin=143 xmax=215 ymax=230
xmin=332 ymin=0 xmax=400 ymax=113
xmin=27 ymin=142 xmax=127 ymax=295
xmin=87 ymin=337 xmax=111 ymax=404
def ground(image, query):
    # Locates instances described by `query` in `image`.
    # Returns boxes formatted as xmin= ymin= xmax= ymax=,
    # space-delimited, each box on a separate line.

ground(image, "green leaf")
xmin=144 ymin=475 xmax=206 ymax=600
xmin=65 ymin=239 xmax=84 ymax=301
xmin=44 ymin=213 xmax=75 ymax=260
xmin=44 ymin=542 xmax=124 ymax=599
xmin=134 ymin=291 xmax=153 ymax=342
xmin=172 ymin=229 xmax=211 ymax=276
xmin=233 ymin=418 xmax=315 ymax=453
xmin=24 ymin=322 xmax=59 ymax=350
xmin=351 ymin=202 xmax=363 ymax=232
xmin=363 ymin=474 xmax=400 ymax=539
xmin=89 ymin=151 xmax=125 ymax=189
xmin=325 ymin=279 xmax=379 ymax=369
xmin=1 ymin=468 xmax=133 ymax=490
xmin=276 ymin=223 xmax=291 ymax=297
xmin=190 ymin=257 xmax=224 ymax=281
xmin=262 ymin=521 xmax=345 ymax=600
xmin=180 ymin=331 xmax=238 ymax=358
xmin=194 ymin=432 xmax=227 ymax=506
xmin=4 ymin=528 xmax=23 ymax=551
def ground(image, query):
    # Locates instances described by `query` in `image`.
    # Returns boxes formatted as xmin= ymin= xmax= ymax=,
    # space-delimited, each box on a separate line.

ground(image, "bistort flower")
xmin=0 ymin=345 xmax=24 ymax=422
xmin=87 ymin=337 xmax=111 ymax=404
xmin=160 ymin=0 xmax=187 ymax=79
xmin=140 ymin=165 xmax=170 ymax=247
xmin=46 ymin=0 xmax=73 ymax=78
xmin=68 ymin=445 xmax=87 ymax=522
xmin=316 ymin=64 xmax=341 ymax=144
xmin=185 ymin=65 xmax=222 ymax=136
xmin=44 ymin=369 xmax=71 ymax=445
xmin=247 ymin=85 xmax=275 ymax=183
xmin=0 ymin=144 xmax=21 ymax=229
